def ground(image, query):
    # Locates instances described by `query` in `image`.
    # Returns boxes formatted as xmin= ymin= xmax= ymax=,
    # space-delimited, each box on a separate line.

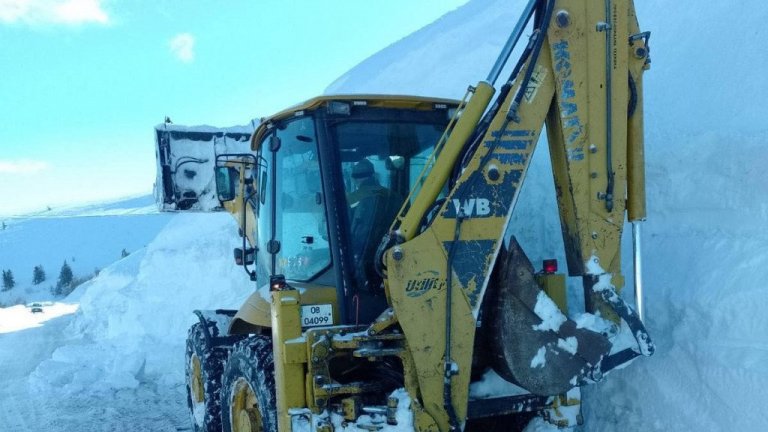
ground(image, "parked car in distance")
xmin=29 ymin=302 xmax=43 ymax=313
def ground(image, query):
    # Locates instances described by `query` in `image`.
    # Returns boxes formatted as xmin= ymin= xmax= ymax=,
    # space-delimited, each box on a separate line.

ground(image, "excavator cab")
xmin=216 ymin=96 xmax=460 ymax=324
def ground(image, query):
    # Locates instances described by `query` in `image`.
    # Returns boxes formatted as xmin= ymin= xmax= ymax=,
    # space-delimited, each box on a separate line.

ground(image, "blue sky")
xmin=0 ymin=0 xmax=467 ymax=215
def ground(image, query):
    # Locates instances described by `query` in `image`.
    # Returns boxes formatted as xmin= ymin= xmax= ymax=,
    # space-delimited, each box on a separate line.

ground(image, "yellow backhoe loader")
xmin=165 ymin=0 xmax=655 ymax=430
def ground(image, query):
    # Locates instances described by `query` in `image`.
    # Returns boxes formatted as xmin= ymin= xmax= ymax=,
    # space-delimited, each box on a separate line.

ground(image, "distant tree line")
xmin=0 ymin=261 xmax=81 ymax=297
xmin=1 ymin=250 xmax=129 ymax=299
xmin=0 ymin=266 xmax=47 ymax=293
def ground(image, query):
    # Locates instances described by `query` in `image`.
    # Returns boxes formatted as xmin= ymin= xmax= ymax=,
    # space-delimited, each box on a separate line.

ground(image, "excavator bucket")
xmin=485 ymin=238 xmax=612 ymax=396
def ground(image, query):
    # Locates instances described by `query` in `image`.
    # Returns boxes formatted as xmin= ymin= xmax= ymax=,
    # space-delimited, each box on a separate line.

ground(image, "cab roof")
xmin=251 ymin=94 xmax=460 ymax=150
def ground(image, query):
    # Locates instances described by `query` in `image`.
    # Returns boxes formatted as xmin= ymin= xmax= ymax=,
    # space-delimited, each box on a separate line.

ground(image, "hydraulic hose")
xmin=451 ymin=3 xmax=539 ymax=189
xmin=443 ymin=211 xmax=464 ymax=431
xmin=506 ymin=0 xmax=555 ymax=122
xmin=486 ymin=0 xmax=539 ymax=85
xmin=601 ymin=0 xmax=615 ymax=212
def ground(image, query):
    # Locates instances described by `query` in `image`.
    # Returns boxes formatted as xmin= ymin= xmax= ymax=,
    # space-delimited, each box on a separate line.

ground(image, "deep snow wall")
xmin=30 ymin=213 xmax=255 ymax=394
xmin=328 ymin=0 xmax=768 ymax=430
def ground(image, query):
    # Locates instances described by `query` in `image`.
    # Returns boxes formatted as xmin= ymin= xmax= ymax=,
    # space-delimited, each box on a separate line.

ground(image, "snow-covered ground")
xmin=0 ymin=302 xmax=79 ymax=334
xmin=1 ymin=0 xmax=767 ymax=431
xmin=0 ymin=212 xmax=255 ymax=431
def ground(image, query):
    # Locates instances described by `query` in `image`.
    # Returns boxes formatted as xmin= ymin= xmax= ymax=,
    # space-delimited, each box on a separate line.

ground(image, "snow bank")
xmin=326 ymin=0 xmax=521 ymax=99
xmin=29 ymin=213 xmax=255 ymax=394
xmin=582 ymin=131 xmax=768 ymax=431
xmin=582 ymin=1 xmax=768 ymax=429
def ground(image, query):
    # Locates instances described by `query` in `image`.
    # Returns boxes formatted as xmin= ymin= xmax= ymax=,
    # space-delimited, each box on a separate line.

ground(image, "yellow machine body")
xmin=196 ymin=1 xmax=654 ymax=431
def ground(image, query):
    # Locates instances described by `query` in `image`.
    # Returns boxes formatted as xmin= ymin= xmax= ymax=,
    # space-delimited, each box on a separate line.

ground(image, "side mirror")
xmin=215 ymin=166 xmax=239 ymax=202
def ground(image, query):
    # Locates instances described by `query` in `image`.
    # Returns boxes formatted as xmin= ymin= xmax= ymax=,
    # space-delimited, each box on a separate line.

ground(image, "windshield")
xmin=335 ymin=120 xmax=445 ymax=202
xmin=333 ymin=118 xmax=446 ymax=292
xmin=257 ymin=117 xmax=331 ymax=282
xmin=254 ymin=108 xmax=450 ymax=288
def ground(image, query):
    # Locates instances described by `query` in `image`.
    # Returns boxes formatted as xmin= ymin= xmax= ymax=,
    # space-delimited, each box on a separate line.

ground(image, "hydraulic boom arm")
xmin=383 ymin=0 xmax=653 ymax=429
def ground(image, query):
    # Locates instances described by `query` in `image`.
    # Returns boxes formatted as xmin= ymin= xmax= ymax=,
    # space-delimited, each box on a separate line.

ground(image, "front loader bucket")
xmin=484 ymin=238 xmax=613 ymax=396
xmin=154 ymin=123 xmax=253 ymax=212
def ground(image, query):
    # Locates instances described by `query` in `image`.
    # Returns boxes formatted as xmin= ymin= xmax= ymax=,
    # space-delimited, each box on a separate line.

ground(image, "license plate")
xmin=300 ymin=304 xmax=333 ymax=327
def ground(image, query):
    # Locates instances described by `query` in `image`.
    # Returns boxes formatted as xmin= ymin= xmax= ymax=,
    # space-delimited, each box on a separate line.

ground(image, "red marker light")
xmin=543 ymin=259 xmax=558 ymax=274
xmin=270 ymin=274 xmax=287 ymax=291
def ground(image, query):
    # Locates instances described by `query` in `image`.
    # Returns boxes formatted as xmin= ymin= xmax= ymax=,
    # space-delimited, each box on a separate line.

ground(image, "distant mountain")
xmin=3 ymin=194 xmax=161 ymax=220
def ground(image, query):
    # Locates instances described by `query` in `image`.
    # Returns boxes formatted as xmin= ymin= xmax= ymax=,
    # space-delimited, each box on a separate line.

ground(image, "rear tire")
xmin=185 ymin=322 xmax=229 ymax=432
xmin=220 ymin=335 xmax=277 ymax=432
